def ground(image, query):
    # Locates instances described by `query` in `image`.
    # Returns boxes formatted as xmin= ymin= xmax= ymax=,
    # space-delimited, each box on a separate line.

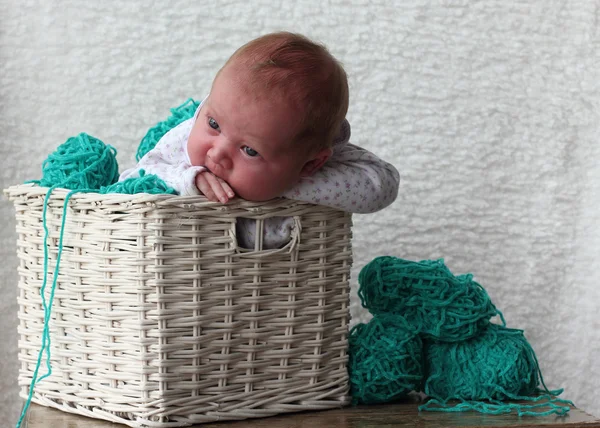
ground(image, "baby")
xmin=120 ymin=32 xmax=399 ymax=249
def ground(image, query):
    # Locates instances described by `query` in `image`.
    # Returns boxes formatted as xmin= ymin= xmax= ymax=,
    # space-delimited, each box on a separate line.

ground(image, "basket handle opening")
xmin=231 ymin=216 xmax=301 ymax=257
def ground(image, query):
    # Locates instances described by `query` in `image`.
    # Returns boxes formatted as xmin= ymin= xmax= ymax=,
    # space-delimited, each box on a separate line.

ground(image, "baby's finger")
xmin=195 ymin=174 xmax=219 ymax=202
xmin=217 ymin=177 xmax=235 ymax=199
xmin=204 ymin=173 xmax=230 ymax=203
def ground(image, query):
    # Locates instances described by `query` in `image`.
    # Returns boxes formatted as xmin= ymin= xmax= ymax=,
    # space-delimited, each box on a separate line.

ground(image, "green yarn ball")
xmin=423 ymin=323 xmax=542 ymax=402
xmin=348 ymin=314 xmax=424 ymax=405
xmin=358 ymin=257 xmax=501 ymax=342
xmin=39 ymin=133 xmax=119 ymax=190
xmin=100 ymin=170 xmax=177 ymax=195
xmin=137 ymin=98 xmax=200 ymax=161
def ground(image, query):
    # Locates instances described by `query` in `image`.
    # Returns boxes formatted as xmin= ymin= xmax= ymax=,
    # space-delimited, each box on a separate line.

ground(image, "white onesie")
xmin=120 ymin=103 xmax=399 ymax=249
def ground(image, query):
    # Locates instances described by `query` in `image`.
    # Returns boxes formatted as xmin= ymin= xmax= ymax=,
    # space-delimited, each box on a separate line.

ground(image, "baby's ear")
xmin=300 ymin=147 xmax=333 ymax=177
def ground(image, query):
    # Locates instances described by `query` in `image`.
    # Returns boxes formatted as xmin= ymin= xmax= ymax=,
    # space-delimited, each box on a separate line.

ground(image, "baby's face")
xmin=187 ymin=67 xmax=316 ymax=201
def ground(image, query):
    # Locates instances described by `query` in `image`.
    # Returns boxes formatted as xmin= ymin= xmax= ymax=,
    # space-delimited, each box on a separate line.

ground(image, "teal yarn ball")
xmin=358 ymin=257 xmax=501 ymax=342
xmin=137 ymin=98 xmax=200 ymax=161
xmin=100 ymin=170 xmax=177 ymax=195
xmin=423 ymin=323 xmax=542 ymax=401
xmin=348 ymin=314 xmax=424 ymax=405
xmin=39 ymin=133 xmax=119 ymax=190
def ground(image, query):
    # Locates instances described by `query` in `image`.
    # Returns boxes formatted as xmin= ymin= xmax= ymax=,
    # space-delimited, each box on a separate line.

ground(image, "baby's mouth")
xmin=205 ymin=159 xmax=217 ymax=174
xmin=205 ymin=162 xmax=225 ymax=180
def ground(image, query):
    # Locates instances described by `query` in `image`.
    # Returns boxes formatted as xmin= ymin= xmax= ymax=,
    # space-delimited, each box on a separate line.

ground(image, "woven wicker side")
xmin=5 ymin=184 xmax=353 ymax=427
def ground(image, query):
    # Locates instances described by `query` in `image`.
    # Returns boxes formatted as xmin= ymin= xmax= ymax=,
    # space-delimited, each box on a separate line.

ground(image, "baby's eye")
xmin=208 ymin=117 xmax=220 ymax=130
xmin=243 ymin=146 xmax=259 ymax=157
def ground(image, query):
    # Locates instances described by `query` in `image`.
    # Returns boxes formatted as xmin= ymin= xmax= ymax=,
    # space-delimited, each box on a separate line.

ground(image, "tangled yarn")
xmin=420 ymin=323 xmax=572 ymax=416
xmin=358 ymin=257 xmax=502 ymax=342
xmin=349 ymin=314 xmax=423 ymax=405
xmin=38 ymin=132 xmax=119 ymax=190
xmin=136 ymin=98 xmax=200 ymax=161
xmin=352 ymin=255 xmax=569 ymax=416
xmin=100 ymin=170 xmax=176 ymax=195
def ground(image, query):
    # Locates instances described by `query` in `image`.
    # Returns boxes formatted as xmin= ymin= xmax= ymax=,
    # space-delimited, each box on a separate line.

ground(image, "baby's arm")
xmin=282 ymin=143 xmax=400 ymax=213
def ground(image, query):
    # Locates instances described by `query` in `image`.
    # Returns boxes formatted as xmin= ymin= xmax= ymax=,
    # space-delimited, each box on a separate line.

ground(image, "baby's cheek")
xmin=186 ymin=127 xmax=209 ymax=166
xmin=231 ymin=183 xmax=264 ymax=201
xmin=231 ymin=176 xmax=277 ymax=202
xmin=187 ymin=140 xmax=204 ymax=166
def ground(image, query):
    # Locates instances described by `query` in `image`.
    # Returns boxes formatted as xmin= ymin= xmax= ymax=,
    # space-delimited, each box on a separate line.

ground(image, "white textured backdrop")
xmin=1 ymin=0 xmax=599 ymax=424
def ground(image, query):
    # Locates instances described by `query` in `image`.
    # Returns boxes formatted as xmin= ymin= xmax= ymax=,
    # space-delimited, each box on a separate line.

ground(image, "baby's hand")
xmin=195 ymin=171 xmax=235 ymax=203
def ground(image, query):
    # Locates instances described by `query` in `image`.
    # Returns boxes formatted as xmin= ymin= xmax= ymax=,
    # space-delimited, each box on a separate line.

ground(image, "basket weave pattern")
xmin=6 ymin=184 xmax=353 ymax=427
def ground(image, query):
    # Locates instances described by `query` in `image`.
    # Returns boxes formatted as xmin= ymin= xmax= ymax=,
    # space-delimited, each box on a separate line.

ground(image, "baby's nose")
xmin=208 ymin=146 xmax=233 ymax=170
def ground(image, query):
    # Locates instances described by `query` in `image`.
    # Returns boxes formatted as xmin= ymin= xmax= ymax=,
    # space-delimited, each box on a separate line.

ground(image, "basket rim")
xmin=3 ymin=183 xmax=332 ymax=212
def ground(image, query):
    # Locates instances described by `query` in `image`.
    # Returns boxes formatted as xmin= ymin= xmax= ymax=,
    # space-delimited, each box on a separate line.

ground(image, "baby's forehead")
xmin=217 ymin=61 xmax=306 ymax=102
xmin=211 ymin=77 xmax=304 ymax=119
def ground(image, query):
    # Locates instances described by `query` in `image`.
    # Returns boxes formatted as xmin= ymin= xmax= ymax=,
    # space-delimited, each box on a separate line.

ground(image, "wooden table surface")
xmin=23 ymin=401 xmax=600 ymax=428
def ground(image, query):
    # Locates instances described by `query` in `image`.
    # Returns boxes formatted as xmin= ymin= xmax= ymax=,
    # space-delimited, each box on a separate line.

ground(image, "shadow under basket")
xmin=5 ymin=184 xmax=353 ymax=427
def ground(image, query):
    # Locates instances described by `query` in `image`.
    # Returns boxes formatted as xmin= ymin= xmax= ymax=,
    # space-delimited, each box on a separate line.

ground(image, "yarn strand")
xmin=16 ymin=187 xmax=86 ymax=428
xmin=419 ymin=395 xmax=572 ymax=417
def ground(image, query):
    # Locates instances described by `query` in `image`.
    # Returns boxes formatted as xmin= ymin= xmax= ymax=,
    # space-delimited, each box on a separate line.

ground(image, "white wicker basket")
xmin=5 ymin=183 xmax=353 ymax=427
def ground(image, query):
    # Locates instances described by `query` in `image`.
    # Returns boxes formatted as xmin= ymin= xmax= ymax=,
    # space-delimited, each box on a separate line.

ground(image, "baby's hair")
xmin=217 ymin=32 xmax=349 ymax=150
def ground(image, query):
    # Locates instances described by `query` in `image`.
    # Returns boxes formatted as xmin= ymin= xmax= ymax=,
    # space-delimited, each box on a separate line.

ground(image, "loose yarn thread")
xmin=17 ymin=133 xmax=119 ymax=428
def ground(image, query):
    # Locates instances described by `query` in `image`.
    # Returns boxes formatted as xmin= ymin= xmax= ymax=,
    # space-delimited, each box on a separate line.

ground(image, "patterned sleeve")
xmin=282 ymin=143 xmax=400 ymax=213
xmin=119 ymin=119 xmax=205 ymax=196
